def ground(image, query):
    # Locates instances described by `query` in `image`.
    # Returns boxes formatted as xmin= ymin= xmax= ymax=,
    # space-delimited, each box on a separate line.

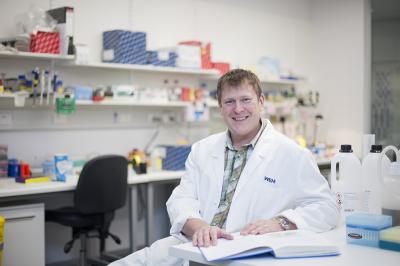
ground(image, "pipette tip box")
xmin=346 ymin=213 xmax=392 ymax=247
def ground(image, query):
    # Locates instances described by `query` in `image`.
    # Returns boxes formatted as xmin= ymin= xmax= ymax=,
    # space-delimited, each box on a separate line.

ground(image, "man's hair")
xmin=216 ymin=69 xmax=262 ymax=106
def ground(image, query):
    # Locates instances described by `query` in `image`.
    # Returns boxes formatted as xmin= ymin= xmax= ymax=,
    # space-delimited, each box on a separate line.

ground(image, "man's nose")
xmin=233 ymin=101 xmax=245 ymax=112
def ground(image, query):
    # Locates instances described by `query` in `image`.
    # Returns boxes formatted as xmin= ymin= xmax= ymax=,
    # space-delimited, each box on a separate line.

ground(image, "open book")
xmin=200 ymin=230 xmax=340 ymax=261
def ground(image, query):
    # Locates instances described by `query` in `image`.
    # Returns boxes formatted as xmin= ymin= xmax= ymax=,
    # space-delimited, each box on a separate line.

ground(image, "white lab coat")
xmin=167 ymin=121 xmax=339 ymax=241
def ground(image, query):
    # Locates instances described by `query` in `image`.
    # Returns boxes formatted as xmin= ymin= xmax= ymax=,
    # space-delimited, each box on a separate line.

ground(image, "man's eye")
xmin=224 ymin=100 xmax=234 ymax=105
xmin=243 ymin=98 xmax=252 ymax=103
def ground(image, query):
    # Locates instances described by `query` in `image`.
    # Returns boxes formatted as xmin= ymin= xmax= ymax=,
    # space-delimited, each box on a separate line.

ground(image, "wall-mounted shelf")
xmin=0 ymin=94 xmax=193 ymax=109
xmin=58 ymin=61 xmax=221 ymax=76
xmin=203 ymin=75 xmax=304 ymax=86
xmin=0 ymin=51 xmax=74 ymax=61
xmin=76 ymin=99 xmax=190 ymax=108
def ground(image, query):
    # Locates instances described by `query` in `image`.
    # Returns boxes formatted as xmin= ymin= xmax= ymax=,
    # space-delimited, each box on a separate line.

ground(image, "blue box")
xmin=161 ymin=145 xmax=191 ymax=171
xmin=346 ymin=213 xmax=392 ymax=247
xmin=147 ymin=51 xmax=177 ymax=67
xmin=74 ymin=86 xmax=93 ymax=100
xmin=103 ymin=30 xmax=147 ymax=64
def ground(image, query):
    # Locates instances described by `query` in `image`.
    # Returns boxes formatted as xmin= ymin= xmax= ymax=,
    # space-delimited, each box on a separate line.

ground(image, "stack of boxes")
xmin=101 ymin=31 xmax=230 ymax=73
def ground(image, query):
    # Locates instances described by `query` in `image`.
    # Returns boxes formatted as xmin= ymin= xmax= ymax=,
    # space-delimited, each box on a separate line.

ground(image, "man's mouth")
xmin=232 ymin=116 xmax=248 ymax=121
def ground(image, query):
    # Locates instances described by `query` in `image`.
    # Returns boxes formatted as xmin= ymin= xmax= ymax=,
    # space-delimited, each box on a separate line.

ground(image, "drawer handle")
xmin=5 ymin=214 xmax=36 ymax=222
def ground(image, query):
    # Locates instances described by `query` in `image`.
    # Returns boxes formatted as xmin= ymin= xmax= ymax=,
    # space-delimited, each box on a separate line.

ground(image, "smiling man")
xmin=110 ymin=69 xmax=339 ymax=266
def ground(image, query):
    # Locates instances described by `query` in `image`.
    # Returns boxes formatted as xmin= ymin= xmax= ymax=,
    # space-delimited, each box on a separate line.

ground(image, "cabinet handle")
xmin=5 ymin=214 xmax=36 ymax=222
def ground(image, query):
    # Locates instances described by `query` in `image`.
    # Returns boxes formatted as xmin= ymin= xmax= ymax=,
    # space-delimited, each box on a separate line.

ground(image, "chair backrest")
xmin=75 ymin=155 xmax=128 ymax=214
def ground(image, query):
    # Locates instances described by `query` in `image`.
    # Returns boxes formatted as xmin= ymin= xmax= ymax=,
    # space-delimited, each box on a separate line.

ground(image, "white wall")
xmin=0 ymin=0 xmax=371 ymax=263
xmin=310 ymin=0 xmax=370 ymax=156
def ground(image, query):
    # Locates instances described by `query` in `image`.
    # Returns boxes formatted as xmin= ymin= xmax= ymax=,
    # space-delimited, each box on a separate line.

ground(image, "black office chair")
xmin=46 ymin=155 xmax=128 ymax=266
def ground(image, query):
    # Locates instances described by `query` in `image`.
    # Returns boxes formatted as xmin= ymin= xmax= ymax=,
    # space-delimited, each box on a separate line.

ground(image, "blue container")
xmin=103 ymin=30 xmax=147 ymax=65
xmin=161 ymin=145 xmax=191 ymax=171
xmin=346 ymin=213 xmax=393 ymax=247
xmin=54 ymin=154 xmax=69 ymax=181
xmin=8 ymin=159 xmax=19 ymax=177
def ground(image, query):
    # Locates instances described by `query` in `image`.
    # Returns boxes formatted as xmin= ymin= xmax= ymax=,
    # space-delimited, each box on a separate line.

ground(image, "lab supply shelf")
xmin=0 ymin=50 xmax=74 ymax=61
xmin=0 ymin=94 xmax=192 ymax=109
xmin=203 ymin=75 xmax=304 ymax=86
xmin=76 ymin=99 xmax=190 ymax=108
xmin=58 ymin=61 xmax=221 ymax=76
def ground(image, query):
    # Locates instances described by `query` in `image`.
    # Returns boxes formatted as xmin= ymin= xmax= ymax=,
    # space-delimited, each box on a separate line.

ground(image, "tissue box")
xmin=30 ymin=31 xmax=60 ymax=54
xmin=346 ymin=213 xmax=392 ymax=247
xmin=160 ymin=145 xmax=191 ymax=171
xmin=379 ymin=226 xmax=400 ymax=252
xmin=102 ymin=30 xmax=147 ymax=64
xmin=147 ymin=50 xmax=177 ymax=67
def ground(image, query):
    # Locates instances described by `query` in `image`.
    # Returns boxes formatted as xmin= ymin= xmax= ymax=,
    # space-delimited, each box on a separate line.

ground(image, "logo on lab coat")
xmin=264 ymin=176 xmax=276 ymax=184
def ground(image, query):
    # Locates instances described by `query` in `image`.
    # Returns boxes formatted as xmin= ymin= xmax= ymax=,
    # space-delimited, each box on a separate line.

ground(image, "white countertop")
xmin=170 ymin=225 xmax=400 ymax=266
xmin=0 ymin=170 xmax=184 ymax=198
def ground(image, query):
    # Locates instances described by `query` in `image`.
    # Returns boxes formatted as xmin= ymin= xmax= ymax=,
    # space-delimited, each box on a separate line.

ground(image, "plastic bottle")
xmin=330 ymin=144 xmax=362 ymax=219
xmin=361 ymin=145 xmax=390 ymax=214
xmin=379 ymin=146 xmax=400 ymax=216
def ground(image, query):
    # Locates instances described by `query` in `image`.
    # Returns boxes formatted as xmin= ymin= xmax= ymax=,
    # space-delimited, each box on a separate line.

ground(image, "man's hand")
xmin=240 ymin=218 xmax=284 ymax=235
xmin=192 ymin=225 xmax=233 ymax=247
xmin=182 ymin=218 xmax=233 ymax=247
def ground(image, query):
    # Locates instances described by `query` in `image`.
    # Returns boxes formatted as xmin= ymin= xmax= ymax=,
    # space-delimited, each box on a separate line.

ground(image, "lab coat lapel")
xmin=210 ymin=133 xmax=226 ymax=188
xmin=234 ymin=124 xmax=278 ymax=197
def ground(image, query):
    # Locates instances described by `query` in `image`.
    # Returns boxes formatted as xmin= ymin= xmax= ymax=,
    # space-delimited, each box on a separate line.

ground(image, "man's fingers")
xmin=210 ymin=228 xmax=218 ymax=246
xmin=219 ymin=230 xmax=234 ymax=240
xmin=192 ymin=232 xmax=198 ymax=246
xmin=202 ymin=227 xmax=211 ymax=247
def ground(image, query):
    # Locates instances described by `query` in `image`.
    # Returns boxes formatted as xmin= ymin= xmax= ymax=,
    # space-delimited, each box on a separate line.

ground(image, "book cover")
xmin=199 ymin=230 xmax=340 ymax=261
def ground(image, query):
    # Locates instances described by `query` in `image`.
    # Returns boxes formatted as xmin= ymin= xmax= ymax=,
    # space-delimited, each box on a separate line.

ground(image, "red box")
xmin=213 ymin=62 xmax=230 ymax=75
xmin=30 ymin=31 xmax=60 ymax=54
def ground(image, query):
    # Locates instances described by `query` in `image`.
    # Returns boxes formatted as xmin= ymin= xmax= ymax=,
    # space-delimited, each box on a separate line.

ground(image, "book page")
xmin=200 ymin=233 xmax=267 ymax=261
xmin=199 ymin=230 xmax=339 ymax=261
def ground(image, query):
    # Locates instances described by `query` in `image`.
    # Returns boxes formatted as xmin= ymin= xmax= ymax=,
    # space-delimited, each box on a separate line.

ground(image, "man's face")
xmin=219 ymin=81 xmax=264 ymax=143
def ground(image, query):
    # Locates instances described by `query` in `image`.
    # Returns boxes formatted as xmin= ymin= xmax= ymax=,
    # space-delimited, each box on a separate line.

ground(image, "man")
xmin=111 ymin=69 xmax=339 ymax=266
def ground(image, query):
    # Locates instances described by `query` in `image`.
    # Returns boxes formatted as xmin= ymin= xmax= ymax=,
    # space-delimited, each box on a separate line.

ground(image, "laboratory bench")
xmin=0 ymin=170 xmax=184 ymax=265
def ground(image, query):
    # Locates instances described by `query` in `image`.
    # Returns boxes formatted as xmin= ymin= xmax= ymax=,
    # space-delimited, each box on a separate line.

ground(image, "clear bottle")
xmin=331 ymin=144 xmax=362 ymax=219
xmin=361 ymin=145 xmax=390 ymax=214
xmin=380 ymin=146 xmax=400 ymax=214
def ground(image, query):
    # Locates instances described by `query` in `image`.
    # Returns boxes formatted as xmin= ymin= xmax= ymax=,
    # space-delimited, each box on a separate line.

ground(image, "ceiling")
xmin=371 ymin=0 xmax=400 ymax=21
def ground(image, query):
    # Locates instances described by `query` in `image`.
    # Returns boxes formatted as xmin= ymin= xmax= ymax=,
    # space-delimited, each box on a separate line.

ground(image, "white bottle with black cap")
xmin=331 ymin=144 xmax=362 ymax=219
xmin=361 ymin=144 xmax=390 ymax=214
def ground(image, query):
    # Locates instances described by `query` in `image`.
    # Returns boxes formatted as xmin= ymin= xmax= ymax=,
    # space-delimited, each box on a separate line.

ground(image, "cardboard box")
xmin=47 ymin=6 xmax=75 ymax=55
xmin=102 ymin=30 xmax=147 ymax=64
xmin=147 ymin=50 xmax=177 ymax=67
xmin=160 ymin=145 xmax=191 ymax=171
xmin=179 ymin=41 xmax=212 ymax=69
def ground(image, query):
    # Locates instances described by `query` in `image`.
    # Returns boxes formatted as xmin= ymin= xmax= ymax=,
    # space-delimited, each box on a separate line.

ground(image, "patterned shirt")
xmin=210 ymin=119 xmax=267 ymax=228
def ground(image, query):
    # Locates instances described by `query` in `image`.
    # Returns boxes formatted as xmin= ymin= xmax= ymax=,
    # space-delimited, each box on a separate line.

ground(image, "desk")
xmin=169 ymin=225 xmax=400 ymax=266
xmin=0 ymin=170 xmax=184 ymax=252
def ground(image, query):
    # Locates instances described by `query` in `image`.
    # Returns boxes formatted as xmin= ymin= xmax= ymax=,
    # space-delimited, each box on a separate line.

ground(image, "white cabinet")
xmin=0 ymin=203 xmax=45 ymax=266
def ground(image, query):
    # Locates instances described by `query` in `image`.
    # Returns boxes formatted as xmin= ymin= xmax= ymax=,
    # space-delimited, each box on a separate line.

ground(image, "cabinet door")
xmin=0 ymin=203 xmax=45 ymax=266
